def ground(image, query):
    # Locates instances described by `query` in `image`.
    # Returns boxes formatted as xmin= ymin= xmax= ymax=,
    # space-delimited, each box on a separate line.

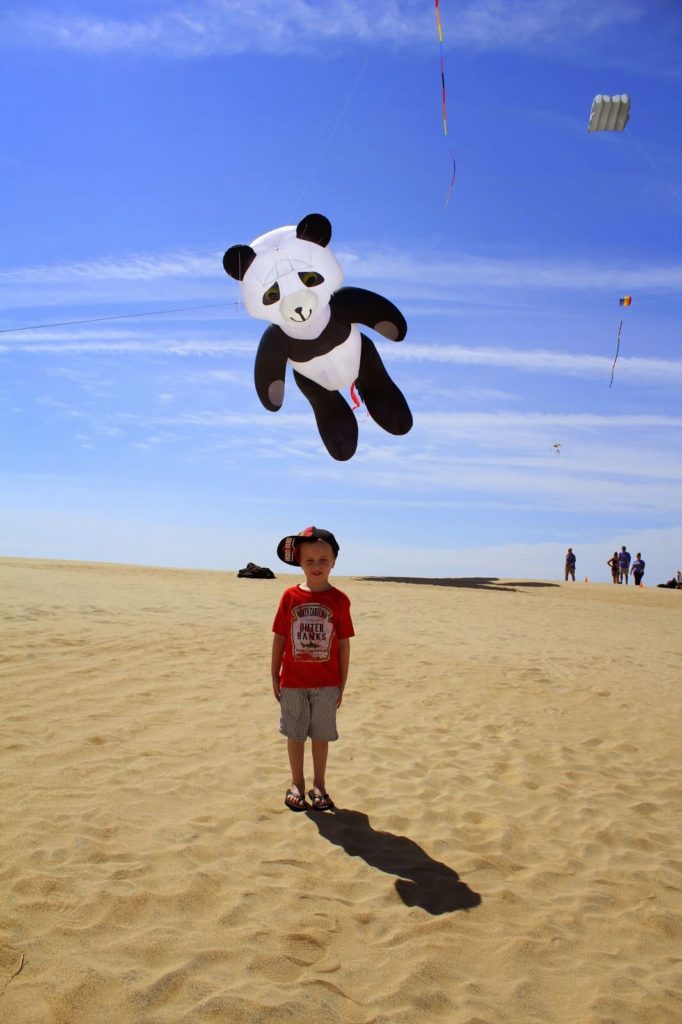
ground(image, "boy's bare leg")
xmin=287 ymin=738 xmax=305 ymax=794
xmin=311 ymin=739 xmax=329 ymax=793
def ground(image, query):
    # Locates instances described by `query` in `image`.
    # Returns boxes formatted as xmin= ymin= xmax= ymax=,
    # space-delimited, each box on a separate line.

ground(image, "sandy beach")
xmin=1 ymin=556 xmax=681 ymax=1024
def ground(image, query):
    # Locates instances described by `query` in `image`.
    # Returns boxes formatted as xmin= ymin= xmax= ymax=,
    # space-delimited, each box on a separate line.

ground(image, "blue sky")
xmin=1 ymin=0 xmax=681 ymax=581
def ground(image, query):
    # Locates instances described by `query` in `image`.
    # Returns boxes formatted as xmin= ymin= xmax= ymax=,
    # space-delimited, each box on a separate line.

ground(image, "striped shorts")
xmin=279 ymin=686 xmax=340 ymax=742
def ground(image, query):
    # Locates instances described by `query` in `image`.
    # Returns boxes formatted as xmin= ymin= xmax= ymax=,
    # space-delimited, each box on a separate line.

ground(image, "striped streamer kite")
xmin=610 ymin=297 xmax=632 ymax=387
xmin=610 ymin=319 xmax=623 ymax=388
xmin=434 ymin=1 xmax=456 ymax=206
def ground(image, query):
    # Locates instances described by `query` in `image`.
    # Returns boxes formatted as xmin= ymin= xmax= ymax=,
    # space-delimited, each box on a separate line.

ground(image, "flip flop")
xmin=308 ymin=789 xmax=334 ymax=811
xmin=284 ymin=788 xmax=307 ymax=812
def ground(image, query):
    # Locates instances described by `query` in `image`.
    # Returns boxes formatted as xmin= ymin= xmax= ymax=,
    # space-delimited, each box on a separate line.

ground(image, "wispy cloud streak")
xmin=3 ymin=246 xmax=681 ymax=312
xmin=3 ymin=0 xmax=644 ymax=57
xmin=4 ymin=325 xmax=682 ymax=386
xmin=344 ymin=251 xmax=682 ymax=294
xmin=2 ymin=336 xmax=253 ymax=356
xmin=0 ymin=252 xmax=218 ymax=284
xmin=385 ymin=344 xmax=682 ymax=384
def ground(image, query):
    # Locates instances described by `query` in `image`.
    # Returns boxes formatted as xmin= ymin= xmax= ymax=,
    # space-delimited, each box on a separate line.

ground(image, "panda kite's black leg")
xmin=293 ymin=370 xmax=359 ymax=461
xmin=356 ymin=336 xmax=413 ymax=436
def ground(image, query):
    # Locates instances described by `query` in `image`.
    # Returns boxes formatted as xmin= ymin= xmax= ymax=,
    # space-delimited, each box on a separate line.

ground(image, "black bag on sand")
xmin=237 ymin=562 xmax=276 ymax=579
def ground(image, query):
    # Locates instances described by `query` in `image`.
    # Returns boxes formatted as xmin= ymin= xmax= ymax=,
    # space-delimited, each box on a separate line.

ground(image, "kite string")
xmin=6 ymin=57 xmax=370 ymax=337
xmin=630 ymin=133 xmax=682 ymax=210
xmin=0 ymin=302 xmax=237 ymax=335
xmin=288 ymin=56 xmax=370 ymax=223
xmin=609 ymin=318 xmax=623 ymax=388
xmin=435 ymin=0 xmax=456 ymax=207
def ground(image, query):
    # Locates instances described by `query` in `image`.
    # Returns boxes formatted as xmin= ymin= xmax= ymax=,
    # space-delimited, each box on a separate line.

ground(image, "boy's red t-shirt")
xmin=273 ymin=584 xmax=354 ymax=688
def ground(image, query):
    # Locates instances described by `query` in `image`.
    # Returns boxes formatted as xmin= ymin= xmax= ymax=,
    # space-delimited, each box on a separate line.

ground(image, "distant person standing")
xmin=618 ymin=546 xmax=631 ymax=584
xmin=631 ymin=553 xmax=645 ymax=586
xmin=607 ymin=551 xmax=620 ymax=583
xmin=564 ymin=547 xmax=576 ymax=582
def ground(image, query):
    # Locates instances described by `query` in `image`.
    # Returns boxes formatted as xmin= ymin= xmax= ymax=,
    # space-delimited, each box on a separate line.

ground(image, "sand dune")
xmin=1 ymin=557 xmax=681 ymax=1023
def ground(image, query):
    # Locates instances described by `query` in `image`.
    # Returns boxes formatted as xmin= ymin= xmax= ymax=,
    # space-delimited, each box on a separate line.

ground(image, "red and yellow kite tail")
xmin=435 ymin=0 xmax=456 ymax=207
xmin=611 ymin=297 xmax=631 ymax=386
xmin=610 ymin=319 xmax=623 ymax=388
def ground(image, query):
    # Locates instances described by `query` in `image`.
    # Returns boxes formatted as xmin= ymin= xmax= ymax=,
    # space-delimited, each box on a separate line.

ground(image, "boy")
xmin=272 ymin=527 xmax=354 ymax=812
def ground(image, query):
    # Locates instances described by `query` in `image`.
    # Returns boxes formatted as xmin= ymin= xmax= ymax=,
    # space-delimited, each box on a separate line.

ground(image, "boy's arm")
xmin=271 ymin=634 xmax=286 ymax=702
xmin=337 ymin=638 xmax=350 ymax=707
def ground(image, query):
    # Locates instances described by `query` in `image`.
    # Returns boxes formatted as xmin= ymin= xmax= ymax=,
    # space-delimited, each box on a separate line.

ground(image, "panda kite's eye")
xmin=298 ymin=271 xmax=324 ymax=288
xmin=262 ymin=283 xmax=280 ymax=305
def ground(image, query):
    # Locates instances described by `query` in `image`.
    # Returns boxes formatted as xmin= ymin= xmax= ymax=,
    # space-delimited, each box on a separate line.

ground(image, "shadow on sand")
xmin=357 ymin=576 xmax=559 ymax=593
xmin=306 ymin=807 xmax=481 ymax=915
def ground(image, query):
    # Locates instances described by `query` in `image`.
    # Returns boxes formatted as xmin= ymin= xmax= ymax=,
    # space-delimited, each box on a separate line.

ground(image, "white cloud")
xmin=4 ymin=320 xmax=682 ymax=388
xmin=92 ymin=401 xmax=681 ymax=518
xmin=108 ymin=404 xmax=682 ymax=448
xmin=1 ymin=330 xmax=254 ymax=356
xmin=415 ymin=409 xmax=682 ymax=431
xmin=2 ymin=244 xmax=681 ymax=336
xmin=3 ymin=0 xmax=644 ymax=57
xmin=344 ymin=249 xmax=682 ymax=295
xmin=0 ymin=250 xmax=236 ymax=315
xmin=0 ymin=251 xmax=218 ymax=284
xmin=3 ymin=245 xmax=681 ymax=310
xmin=453 ymin=0 xmax=641 ymax=51
xmin=384 ymin=343 xmax=682 ymax=385
xmin=129 ymin=409 xmax=313 ymax=429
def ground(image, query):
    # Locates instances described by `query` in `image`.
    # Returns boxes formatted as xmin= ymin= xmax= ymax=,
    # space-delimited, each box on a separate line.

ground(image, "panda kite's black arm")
xmin=332 ymin=287 xmax=407 ymax=342
xmin=254 ymin=327 xmax=290 ymax=411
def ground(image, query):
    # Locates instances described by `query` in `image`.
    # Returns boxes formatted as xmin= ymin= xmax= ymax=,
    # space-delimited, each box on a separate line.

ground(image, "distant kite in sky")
xmin=586 ymin=97 xmax=634 ymax=386
xmin=610 ymin=296 xmax=632 ymax=388
xmin=587 ymin=94 xmax=631 ymax=132
xmin=553 ymin=443 xmax=562 ymax=455
xmin=588 ymin=92 xmax=682 ymax=219
xmin=434 ymin=1 xmax=456 ymax=206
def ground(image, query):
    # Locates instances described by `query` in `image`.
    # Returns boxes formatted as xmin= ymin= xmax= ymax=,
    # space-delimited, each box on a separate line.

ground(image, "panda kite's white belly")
xmin=289 ymin=326 xmax=362 ymax=391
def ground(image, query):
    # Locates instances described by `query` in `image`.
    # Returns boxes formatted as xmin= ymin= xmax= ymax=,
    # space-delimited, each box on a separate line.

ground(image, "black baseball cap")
xmin=277 ymin=526 xmax=340 ymax=565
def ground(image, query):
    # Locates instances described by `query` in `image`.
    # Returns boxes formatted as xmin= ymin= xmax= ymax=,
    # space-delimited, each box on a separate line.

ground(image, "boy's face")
xmin=297 ymin=539 xmax=336 ymax=591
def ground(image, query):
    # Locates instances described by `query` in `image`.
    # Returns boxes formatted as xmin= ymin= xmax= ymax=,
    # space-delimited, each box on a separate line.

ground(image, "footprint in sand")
xmin=282 ymin=932 xmax=326 ymax=966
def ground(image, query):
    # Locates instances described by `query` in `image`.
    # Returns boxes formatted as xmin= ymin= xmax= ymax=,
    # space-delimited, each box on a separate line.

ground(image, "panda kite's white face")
xmin=234 ymin=223 xmax=344 ymax=339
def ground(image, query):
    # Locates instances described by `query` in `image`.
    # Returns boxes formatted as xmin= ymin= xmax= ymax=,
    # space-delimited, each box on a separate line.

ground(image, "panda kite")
xmin=223 ymin=213 xmax=413 ymax=461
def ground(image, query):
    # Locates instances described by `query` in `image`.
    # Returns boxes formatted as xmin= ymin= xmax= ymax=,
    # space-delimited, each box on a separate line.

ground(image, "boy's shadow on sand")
xmin=306 ymin=808 xmax=481 ymax=916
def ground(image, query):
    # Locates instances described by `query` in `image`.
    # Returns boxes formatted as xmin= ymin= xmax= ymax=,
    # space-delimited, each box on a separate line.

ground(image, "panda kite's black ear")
xmin=296 ymin=214 xmax=332 ymax=248
xmin=223 ymin=245 xmax=257 ymax=280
